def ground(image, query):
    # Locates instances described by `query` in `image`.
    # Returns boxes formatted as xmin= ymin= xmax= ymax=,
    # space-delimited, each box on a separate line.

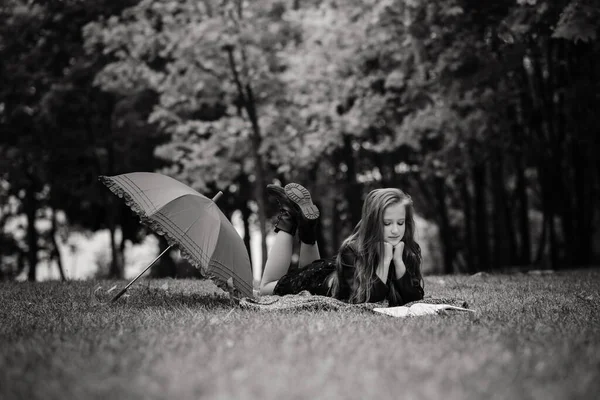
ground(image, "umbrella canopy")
xmin=99 ymin=172 xmax=253 ymax=298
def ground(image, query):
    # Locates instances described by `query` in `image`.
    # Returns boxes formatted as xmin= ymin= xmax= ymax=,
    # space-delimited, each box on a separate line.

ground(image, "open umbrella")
xmin=98 ymin=172 xmax=253 ymax=301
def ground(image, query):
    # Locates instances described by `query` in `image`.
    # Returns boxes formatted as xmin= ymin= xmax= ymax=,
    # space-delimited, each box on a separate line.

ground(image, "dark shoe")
xmin=284 ymin=183 xmax=320 ymax=220
xmin=267 ymin=184 xmax=298 ymax=235
xmin=284 ymin=183 xmax=320 ymax=244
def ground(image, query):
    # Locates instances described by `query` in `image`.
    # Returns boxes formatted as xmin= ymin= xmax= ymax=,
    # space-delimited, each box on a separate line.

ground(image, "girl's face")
xmin=382 ymin=202 xmax=406 ymax=247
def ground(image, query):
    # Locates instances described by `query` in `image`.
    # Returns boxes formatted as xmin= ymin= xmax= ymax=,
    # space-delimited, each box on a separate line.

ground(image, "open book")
xmin=373 ymin=303 xmax=475 ymax=318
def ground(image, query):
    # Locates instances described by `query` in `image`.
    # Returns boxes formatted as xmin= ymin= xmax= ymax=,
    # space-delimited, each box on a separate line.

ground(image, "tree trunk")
xmin=536 ymin=164 xmax=559 ymax=269
xmin=490 ymin=147 xmax=516 ymax=268
xmin=107 ymin=211 xmax=123 ymax=278
xmin=224 ymin=47 xmax=268 ymax=268
xmin=17 ymin=250 xmax=26 ymax=277
xmin=331 ymin=193 xmax=340 ymax=255
xmin=308 ymin=162 xmax=328 ymax=257
xmin=472 ymin=161 xmax=489 ymax=270
xmin=244 ymin=87 xmax=268 ymax=267
xmin=565 ymin=41 xmax=595 ymax=266
xmin=552 ymin=39 xmax=577 ymax=269
xmin=119 ymin=214 xmax=127 ymax=273
xmin=105 ymin=203 xmax=124 ymax=279
xmin=105 ymin=107 xmax=124 ymax=278
xmin=526 ymin=40 xmax=561 ymax=270
xmin=151 ymin=235 xmax=176 ymax=278
xmin=548 ymin=204 xmax=559 ymax=270
xmin=404 ymin=3 xmax=427 ymax=82
xmin=515 ymin=70 xmax=533 ymax=266
xmin=586 ymin=45 xmax=599 ymax=265
xmin=238 ymin=173 xmax=254 ymax=264
xmin=590 ymin=46 xmax=600 ymax=265
xmin=434 ymin=176 xmax=454 ymax=274
xmin=50 ymin=206 xmax=66 ymax=281
xmin=25 ymin=180 xmax=39 ymax=281
xmin=534 ymin=212 xmax=547 ymax=265
xmin=342 ymin=135 xmax=361 ymax=227
xmin=513 ymin=132 xmax=531 ymax=265
xmin=459 ymin=176 xmax=475 ymax=273
xmin=241 ymin=201 xmax=252 ymax=264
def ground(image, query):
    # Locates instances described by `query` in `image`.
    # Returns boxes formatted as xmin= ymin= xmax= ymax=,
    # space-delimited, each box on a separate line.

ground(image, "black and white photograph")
xmin=1 ymin=0 xmax=599 ymax=399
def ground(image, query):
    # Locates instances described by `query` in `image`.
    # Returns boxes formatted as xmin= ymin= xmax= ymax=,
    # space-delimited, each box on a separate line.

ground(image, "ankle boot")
xmin=298 ymin=219 xmax=318 ymax=245
xmin=273 ymin=207 xmax=298 ymax=235
xmin=284 ymin=183 xmax=320 ymax=244
xmin=267 ymin=184 xmax=298 ymax=235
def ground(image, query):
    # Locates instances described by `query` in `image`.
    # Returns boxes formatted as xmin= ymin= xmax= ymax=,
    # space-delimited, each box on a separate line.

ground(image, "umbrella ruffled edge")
xmin=98 ymin=175 xmax=244 ymax=302
xmin=98 ymin=176 xmax=151 ymax=220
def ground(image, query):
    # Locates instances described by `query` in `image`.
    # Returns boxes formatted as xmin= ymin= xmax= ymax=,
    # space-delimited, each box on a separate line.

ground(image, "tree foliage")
xmin=0 ymin=0 xmax=162 ymax=279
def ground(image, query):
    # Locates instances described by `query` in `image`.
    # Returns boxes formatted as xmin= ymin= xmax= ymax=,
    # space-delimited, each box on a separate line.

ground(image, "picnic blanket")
xmin=239 ymin=291 xmax=474 ymax=317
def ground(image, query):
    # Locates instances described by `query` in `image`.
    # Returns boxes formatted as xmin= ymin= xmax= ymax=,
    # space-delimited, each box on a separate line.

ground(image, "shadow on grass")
xmin=93 ymin=285 xmax=235 ymax=310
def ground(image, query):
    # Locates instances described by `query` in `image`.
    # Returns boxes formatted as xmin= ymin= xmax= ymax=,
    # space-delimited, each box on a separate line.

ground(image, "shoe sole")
xmin=284 ymin=183 xmax=320 ymax=220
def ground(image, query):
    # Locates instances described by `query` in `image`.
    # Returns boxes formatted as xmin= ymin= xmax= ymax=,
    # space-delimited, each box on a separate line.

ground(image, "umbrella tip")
xmin=212 ymin=191 xmax=224 ymax=203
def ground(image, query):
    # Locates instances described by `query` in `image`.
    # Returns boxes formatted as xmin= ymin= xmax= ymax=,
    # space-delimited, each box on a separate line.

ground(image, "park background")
xmin=1 ymin=0 xmax=599 ymax=283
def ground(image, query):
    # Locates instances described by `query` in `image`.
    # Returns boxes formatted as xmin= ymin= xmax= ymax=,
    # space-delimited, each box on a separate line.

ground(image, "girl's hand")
xmin=383 ymin=242 xmax=394 ymax=264
xmin=393 ymin=242 xmax=406 ymax=278
xmin=376 ymin=242 xmax=394 ymax=282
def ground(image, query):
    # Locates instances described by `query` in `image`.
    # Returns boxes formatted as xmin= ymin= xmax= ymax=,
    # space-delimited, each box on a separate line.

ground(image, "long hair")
xmin=332 ymin=188 xmax=422 ymax=303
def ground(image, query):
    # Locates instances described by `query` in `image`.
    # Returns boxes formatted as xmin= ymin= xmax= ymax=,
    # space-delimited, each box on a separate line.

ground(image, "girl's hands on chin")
xmin=393 ymin=241 xmax=406 ymax=278
xmin=383 ymin=242 xmax=394 ymax=264
xmin=377 ymin=242 xmax=395 ymax=282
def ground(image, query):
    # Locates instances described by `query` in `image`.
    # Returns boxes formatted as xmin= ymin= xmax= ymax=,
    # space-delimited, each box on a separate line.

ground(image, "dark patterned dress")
xmin=273 ymin=244 xmax=425 ymax=306
xmin=273 ymin=259 xmax=336 ymax=297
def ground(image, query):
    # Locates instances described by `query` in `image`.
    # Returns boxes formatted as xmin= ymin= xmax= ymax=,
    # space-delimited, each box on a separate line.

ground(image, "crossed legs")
xmin=260 ymin=182 xmax=320 ymax=295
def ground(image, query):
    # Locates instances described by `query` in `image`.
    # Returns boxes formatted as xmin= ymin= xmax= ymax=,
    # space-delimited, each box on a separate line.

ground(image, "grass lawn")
xmin=1 ymin=269 xmax=599 ymax=400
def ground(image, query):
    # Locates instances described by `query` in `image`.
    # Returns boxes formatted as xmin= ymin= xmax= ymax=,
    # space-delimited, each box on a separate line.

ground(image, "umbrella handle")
xmin=111 ymin=190 xmax=224 ymax=303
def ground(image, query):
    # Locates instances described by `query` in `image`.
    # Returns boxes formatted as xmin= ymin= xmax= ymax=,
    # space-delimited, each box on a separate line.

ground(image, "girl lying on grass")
xmin=260 ymin=184 xmax=424 ymax=306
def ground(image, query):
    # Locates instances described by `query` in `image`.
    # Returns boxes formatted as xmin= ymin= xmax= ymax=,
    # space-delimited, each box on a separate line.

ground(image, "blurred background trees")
xmin=1 ymin=0 xmax=599 ymax=280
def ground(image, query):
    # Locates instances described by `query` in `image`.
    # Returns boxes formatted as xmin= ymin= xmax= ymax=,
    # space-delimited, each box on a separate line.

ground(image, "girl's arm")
xmin=336 ymin=247 xmax=356 ymax=300
xmin=376 ymin=242 xmax=394 ymax=283
xmin=391 ymin=243 xmax=424 ymax=304
xmin=392 ymin=272 xmax=424 ymax=304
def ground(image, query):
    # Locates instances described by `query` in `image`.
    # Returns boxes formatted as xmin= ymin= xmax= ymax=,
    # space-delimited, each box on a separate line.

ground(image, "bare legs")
xmin=260 ymin=231 xmax=294 ymax=295
xmin=260 ymin=233 xmax=321 ymax=295
xmin=261 ymin=182 xmax=321 ymax=295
